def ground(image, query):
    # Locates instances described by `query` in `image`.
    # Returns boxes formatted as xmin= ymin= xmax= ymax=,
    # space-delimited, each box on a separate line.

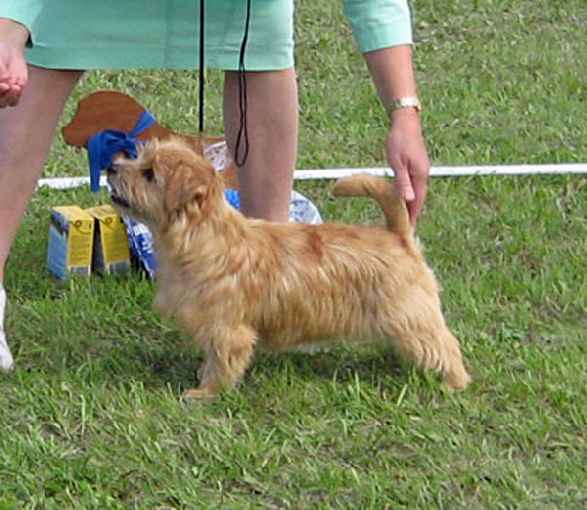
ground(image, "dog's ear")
xmin=159 ymin=152 xmax=216 ymax=216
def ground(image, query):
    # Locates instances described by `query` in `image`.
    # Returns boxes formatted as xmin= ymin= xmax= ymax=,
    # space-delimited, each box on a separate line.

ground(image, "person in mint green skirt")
xmin=0 ymin=1 xmax=431 ymax=371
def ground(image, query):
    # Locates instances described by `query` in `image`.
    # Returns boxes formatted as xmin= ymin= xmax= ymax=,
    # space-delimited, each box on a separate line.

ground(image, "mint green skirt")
xmin=18 ymin=1 xmax=294 ymax=71
xmin=4 ymin=1 xmax=414 ymax=71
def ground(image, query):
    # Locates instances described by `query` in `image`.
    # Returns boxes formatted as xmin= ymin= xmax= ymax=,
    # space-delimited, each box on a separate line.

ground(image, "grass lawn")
xmin=1 ymin=0 xmax=586 ymax=508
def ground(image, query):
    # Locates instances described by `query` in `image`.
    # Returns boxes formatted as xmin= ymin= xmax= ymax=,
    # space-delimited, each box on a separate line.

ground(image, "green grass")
xmin=2 ymin=0 xmax=587 ymax=508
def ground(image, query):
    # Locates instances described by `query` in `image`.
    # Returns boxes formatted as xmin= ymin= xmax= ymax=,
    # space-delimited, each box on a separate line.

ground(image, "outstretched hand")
xmin=0 ymin=20 xmax=29 ymax=108
xmin=386 ymin=109 xmax=430 ymax=226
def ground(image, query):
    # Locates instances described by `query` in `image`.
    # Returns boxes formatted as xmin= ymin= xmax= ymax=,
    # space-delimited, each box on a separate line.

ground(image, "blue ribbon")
xmin=87 ymin=110 xmax=156 ymax=192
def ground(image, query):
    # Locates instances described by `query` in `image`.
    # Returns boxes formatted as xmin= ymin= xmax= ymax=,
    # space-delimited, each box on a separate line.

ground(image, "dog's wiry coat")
xmin=108 ymin=138 xmax=471 ymax=398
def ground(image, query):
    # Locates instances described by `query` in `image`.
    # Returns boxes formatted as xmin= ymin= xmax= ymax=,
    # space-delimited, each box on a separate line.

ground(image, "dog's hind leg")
xmin=183 ymin=325 xmax=256 ymax=399
xmin=382 ymin=309 xmax=471 ymax=390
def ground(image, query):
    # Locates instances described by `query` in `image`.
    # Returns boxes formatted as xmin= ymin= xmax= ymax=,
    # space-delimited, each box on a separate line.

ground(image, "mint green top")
xmin=1 ymin=1 xmax=412 ymax=71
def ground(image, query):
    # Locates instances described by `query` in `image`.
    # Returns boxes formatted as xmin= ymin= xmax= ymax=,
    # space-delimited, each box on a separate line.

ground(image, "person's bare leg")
xmin=223 ymin=68 xmax=298 ymax=222
xmin=0 ymin=65 xmax=83 ymax=370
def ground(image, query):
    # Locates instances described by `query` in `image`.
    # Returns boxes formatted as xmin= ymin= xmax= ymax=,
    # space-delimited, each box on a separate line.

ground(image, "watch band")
xmin=386 ymin=96 xmax=422 ymax=115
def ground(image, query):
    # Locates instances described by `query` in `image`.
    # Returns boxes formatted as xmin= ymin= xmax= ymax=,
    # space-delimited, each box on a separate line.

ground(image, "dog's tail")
xmin=332 ymin=173 xmax=417 ymax=252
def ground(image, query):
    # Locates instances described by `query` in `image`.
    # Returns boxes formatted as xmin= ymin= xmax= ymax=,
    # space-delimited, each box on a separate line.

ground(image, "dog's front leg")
xmin=182 ymin=325 xmax=256 ymax=399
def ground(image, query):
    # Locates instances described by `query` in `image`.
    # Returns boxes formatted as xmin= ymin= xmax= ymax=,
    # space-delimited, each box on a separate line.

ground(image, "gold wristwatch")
xmin=386 ymin=96 xmax=422 ymax=116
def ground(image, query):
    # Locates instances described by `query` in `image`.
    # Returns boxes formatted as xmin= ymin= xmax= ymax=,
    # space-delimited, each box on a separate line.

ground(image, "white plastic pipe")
xmin=38 ymin=163 xmax=587 ymax=190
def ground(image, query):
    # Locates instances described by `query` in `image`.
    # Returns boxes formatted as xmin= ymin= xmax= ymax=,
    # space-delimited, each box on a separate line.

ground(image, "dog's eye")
xmin=142 ymin=168 xmax=155 ymax=182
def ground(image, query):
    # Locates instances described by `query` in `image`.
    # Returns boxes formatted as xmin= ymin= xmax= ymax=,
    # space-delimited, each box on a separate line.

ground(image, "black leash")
xmin=234 ymin=0 xmax=252 ymax=167
xmin=198 ymin=0 xmax=205 ymax=133
xmin=198 ymin=0 xmax=251 ymax=165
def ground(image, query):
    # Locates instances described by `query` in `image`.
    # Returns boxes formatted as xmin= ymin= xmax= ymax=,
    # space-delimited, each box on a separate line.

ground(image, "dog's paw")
xmin=181 ymin=388 xmax=217 ymax=401
xmin=444 ymin=368 xmax=472 ymax=391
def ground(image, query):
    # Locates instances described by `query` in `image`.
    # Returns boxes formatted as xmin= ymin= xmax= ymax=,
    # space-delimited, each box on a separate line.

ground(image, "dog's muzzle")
xmin=107 ymin=165 xmax=131 ymax=208
xmin=110 ymin=192 xmax=130 ymax=209
xmin=107 ymin=162 xmax=120 ymax=177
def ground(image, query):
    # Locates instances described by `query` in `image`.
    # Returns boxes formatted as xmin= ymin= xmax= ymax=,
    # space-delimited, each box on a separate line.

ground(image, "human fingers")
xmin=406 ymin=170 xmax=428 ymax=226
xmin=386 ymin=114 xmax=432 ymax=226
xmin=0 ymin=83 xmax=22 ymax=108
xmin=0 ymin=40 xmax=28 ymax=108
xmin=0 ymin=53 xmax=27 ymax=108
xmin=389 ymin=155 xmax=416 ymax=204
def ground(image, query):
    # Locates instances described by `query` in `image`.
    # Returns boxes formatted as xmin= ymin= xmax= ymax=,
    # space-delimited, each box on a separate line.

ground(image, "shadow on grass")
xmin=130 ymin=341 xmax=410 ymax=395
xmin=13 ymin=330 xmax=412 ymax=394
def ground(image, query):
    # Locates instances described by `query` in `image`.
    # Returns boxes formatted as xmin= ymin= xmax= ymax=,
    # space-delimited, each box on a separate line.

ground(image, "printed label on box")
xmin=47 ymin=206 xmax=94 ymax=279
xmin=86 ymin=205 xmax=131 ymax=275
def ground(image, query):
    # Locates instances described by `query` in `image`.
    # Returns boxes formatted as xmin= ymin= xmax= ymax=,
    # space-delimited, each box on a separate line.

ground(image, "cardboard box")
xmin=86 ymin=205 xmax=131 ymax=275
xmin=47 ymin=206 xmax=95 ymax=279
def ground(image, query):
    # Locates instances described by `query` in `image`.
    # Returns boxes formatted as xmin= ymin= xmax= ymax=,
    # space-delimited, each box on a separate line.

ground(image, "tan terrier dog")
xmin=107 ymin=138 xmax=471 ymax=398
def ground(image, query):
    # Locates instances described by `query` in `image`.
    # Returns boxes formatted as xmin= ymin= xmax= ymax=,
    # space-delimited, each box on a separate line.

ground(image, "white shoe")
xmin=0 ymin=285 xmax=14 ymax=372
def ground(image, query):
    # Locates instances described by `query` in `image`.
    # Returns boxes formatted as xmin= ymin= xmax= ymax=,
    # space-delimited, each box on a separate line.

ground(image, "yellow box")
xmin=47 ymin=206 xmax=95 ymax=279
xmin=86 ymin=205 xmax=131 ymax=275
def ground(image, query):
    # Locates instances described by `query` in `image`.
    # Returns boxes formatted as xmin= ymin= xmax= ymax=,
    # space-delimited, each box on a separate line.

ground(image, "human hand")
xmin=0 ymin=19 xmax=29 ymax=108
xmin=386 ymin=109 xmax=430 ymax=226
